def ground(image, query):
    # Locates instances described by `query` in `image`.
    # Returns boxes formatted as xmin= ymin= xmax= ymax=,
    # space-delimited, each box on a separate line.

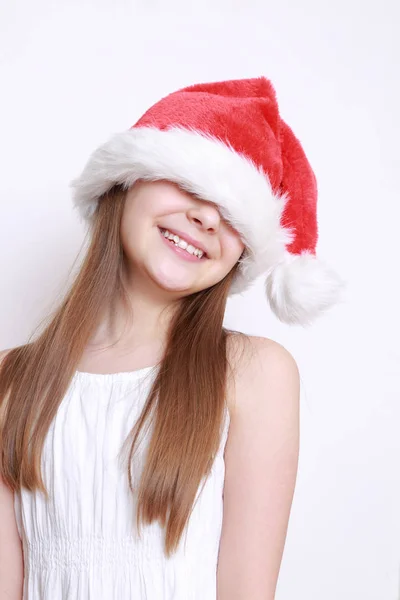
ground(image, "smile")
xmin=158 ymin=227 xmax=208 ymax=262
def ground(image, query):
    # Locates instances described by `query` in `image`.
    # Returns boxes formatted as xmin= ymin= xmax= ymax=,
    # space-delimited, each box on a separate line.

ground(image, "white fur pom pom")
xmin=265 ymin=251 xmax=346 ymax=325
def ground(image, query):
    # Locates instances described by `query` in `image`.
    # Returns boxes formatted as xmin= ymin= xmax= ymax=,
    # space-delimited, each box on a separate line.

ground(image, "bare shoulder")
xmin=226 ymin=333 xmax=300 ymax=416
xmin=219 ymin=334 xmax=300 ymax=596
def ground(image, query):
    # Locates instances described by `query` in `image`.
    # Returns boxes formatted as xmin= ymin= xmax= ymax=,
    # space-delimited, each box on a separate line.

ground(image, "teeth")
xmin=161 ymin=229 xmax=205 ymax=259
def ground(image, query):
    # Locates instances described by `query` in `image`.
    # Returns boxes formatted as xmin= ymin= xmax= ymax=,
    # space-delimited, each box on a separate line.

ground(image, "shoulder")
xmin=238 ymin=334 xmax=298 ymax=372
xmin=227 ymin=332 xmax=298 ymax=372
xmin=218 ymin=336 xmax=300 ymax=594
xmin=226 ymin=333 xmax=300 ymax=416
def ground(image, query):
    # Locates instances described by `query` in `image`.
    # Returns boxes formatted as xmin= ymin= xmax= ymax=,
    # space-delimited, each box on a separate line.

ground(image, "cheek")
xmin=221 ymin=235 xmax=245 ymax=266
xmin=120 ymin=216 xmax=132 ymax=249
xmin=120 ymin=209 xmax=142 ymax=259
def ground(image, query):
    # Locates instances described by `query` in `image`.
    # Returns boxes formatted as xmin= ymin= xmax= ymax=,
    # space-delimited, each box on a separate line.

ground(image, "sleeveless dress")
xmin=13 ymin=365 xmax=231 ymax=599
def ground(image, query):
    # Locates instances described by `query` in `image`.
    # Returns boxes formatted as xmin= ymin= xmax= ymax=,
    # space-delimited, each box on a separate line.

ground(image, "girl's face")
xmin=120 ymin=180 xmax=245 ymax=296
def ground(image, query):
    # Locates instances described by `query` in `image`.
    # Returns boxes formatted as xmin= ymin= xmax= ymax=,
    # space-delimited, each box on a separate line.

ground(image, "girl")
xmin=0 ymin=76 xmax=343 ymax=599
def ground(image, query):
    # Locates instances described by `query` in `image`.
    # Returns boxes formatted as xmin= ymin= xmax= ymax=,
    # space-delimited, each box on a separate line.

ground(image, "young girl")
xmin=0 ymin=76 xmax=343 ymax=599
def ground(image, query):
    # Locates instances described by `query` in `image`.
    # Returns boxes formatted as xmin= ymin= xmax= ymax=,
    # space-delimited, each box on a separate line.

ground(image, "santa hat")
xmin=70 ymin=76 xmax=344 ymax=325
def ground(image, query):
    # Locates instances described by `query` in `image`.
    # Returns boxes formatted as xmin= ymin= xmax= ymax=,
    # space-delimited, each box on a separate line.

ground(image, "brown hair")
xmin=0 ymin=184 xmax=249 ymax=557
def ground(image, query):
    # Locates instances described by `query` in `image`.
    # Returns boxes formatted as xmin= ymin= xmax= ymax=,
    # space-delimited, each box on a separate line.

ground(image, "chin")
xmin=151 ymin=272 xmax=196 ymax=294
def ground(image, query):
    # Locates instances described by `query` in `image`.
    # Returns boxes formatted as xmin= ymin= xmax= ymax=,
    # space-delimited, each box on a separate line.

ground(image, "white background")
xmin=1 ymin=1 xmax=399 ymax=598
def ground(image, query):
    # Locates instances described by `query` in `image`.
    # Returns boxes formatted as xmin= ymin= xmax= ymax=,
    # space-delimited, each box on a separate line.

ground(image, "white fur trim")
xmin=265 ymin=251 xmax=346 ymax=325
xmin=70 ymin=126 xmax=294 ymax=295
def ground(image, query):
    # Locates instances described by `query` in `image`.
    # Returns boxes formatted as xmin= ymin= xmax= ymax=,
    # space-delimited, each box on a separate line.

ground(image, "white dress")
xmin=13 ymin=365 xmax=231 ymax=599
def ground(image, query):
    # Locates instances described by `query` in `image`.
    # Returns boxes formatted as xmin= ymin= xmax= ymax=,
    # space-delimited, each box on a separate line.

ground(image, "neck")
xmin=85 ymin=266 xmax=182 ymax=363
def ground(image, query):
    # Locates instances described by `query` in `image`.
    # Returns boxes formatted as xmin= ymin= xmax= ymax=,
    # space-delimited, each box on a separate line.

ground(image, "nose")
xmin=187 ymin=201 xmax=221 ymax=234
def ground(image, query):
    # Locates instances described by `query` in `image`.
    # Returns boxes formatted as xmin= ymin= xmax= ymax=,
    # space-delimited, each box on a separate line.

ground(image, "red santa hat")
xmin=70 ymin=76 xmax=344 ymax=325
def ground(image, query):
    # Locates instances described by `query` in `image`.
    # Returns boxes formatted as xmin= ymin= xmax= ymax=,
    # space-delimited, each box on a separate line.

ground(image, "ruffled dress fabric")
xmin=13 ymin=366 xmax=231 ymax=599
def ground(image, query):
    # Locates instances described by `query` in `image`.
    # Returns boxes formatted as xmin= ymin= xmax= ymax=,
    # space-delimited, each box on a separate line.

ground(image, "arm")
xmin=217 ymin=337 xmax=300 ymax=600
xmin=0 ymin=349 xmax=24 ymax=600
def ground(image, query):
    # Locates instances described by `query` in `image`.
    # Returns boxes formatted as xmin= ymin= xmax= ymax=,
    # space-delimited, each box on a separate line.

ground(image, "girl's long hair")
xmin=0 ymin=184 xmax=249 ymax=557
